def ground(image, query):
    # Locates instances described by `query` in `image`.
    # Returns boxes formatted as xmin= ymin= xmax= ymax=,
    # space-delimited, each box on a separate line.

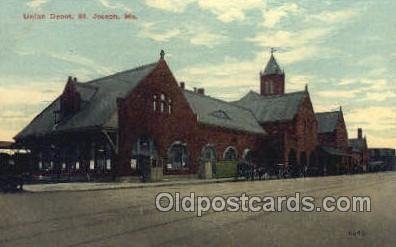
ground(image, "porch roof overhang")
xmin=0 ymin=141 xmax=15 ymax=150
xmin=321 ymin=146 xmax=350 ymax=157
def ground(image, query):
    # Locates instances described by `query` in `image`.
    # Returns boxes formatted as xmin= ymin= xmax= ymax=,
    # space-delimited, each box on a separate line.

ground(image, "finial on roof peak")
xmin=339 ymin=106 xmax=342 ymax=112
xmin=305 ymin=84 xmax=308 ymax=92
xmin=263 ymin=49 xmax=282 ymax=75
xmin=160 ymin=49 xmax=165 ymax=59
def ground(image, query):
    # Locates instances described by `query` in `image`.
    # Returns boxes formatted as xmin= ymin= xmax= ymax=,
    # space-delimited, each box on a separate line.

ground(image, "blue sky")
xmin=0 ymin=0 xmax=395 ymax=148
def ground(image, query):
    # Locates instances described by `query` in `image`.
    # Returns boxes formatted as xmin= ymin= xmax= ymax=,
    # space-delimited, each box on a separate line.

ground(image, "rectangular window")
xmin=160 ymin=102 xmax=164 ymax=112
xmin=130 ymin=159 xmax=137 ymax=169
xmin=89 ymin=160 xmax=95 ymax=170
xmin=106 ymin=159 xmax=111 ymax=170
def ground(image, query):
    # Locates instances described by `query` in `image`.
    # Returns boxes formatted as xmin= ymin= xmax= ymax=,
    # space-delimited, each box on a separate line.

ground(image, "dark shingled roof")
xmin=15 ymin=62 xmax=158 ymax=139
xmin=234 ymin=90 xmax=306 ymax=123
xmin=15 ymin=61 xmax=266 ymax=139
xmin=315 ymin=111 xmax=340 ymax=133
xmin=183 ymin=90 xmax=266 ymax=134
xmin=263 ymin=54 xmax=283 ymax=75
xmin=349 ymin=138 xmax=367 ymax=152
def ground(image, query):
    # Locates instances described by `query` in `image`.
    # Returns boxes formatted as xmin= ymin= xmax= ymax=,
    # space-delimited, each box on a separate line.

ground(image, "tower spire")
xmin=260 ymin=49 xmax=285 ymax=96
xmin=263 ymin=50 xmax=283 ymax=75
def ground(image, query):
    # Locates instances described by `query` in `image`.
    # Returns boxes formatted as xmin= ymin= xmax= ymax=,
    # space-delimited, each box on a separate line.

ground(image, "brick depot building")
xmin=14 ymin=51 xmax=366 ymax=178
xmin=15 ymin=51 xmax=266 ymax=177
xmin=234 ymin=53 xmax=318 ymax=176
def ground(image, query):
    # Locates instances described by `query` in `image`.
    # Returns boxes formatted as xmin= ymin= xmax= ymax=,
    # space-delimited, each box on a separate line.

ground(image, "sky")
xmin=0 ymin=0 xmax=395 ymax=148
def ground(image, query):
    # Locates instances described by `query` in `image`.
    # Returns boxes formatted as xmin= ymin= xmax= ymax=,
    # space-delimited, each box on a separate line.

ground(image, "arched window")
xmin=202 ymin=145 xmax=217 ymax=162
xmin=269 ymin=81 xmax=273 ymax=94
xmin=153 ymin=95 xmax=157 ymax=111
xmin=168 ymin=142 xmax=188 ymax=169
xmin=266 ymin=80 xmax=273 ymax=94
xmin=223 ymin=146 xmax=237 ymax=161
xmin=160 ymin=93 xmax=166 ymax=112
xmin=242 ymin=148 xmax=253 ymax=162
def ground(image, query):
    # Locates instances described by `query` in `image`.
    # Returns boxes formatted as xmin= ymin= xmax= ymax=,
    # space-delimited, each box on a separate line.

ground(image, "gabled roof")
xmin=15 ymin=62 xmax=158 ymax=139
xmin=183 ymin=90 xmax=266 ymax=134
xmin=234 ymin=90 xmax=306 ymax=123
xmin=315 ymin=111 xmax=341 ymax=133
xmin=263 ymin=54 xmax=283 ymax=75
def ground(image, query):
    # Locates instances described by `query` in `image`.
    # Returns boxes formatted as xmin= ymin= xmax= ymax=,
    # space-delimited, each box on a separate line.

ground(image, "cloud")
xmin=145 ymin=0 xmax=194 ymax=13
xmin=262 ymin=3 xmax=300 ymax=28
xmin=337 ymin=77 xmax=395 ymax=102
xmin=248 ymin=28 xmax=332 ymax=64
xmin=314 ymin=104 xmax=341 ymax=113
xmin=26 ymin=0 xmax=48 ymax=8
xmin=287 ymin=74 xmax=313 ymax=92
xmin=0 ymin=78 xmax=63 ymax=141
xmin=0 ymin=84 xmax=61 ymax=106
xmin=176 ymin=57 xmax=261 ymax=100
xmin=144 ymin=0 xmax=264 ymax=22
xmin=138 ymin=22 xmax=182 ymax=42
xmin=48 ymin=52 xmax=116 ymax=76
xmin=98 ymin=0 xmax=132 ymax=12
xmin=248 ymin=28 xmax=331 ymax=49
xmin=190 ymin=32 xmax=227 ymax=47
xmin=197 ymin=0 xmax=264 ymax=23
xmin=316 ymin=89 xmax=361 ymax=99
xmin=364 ymin=91 xmax=396 ymax=102
xmin=308 ymin=9 xmax=359 ymax=24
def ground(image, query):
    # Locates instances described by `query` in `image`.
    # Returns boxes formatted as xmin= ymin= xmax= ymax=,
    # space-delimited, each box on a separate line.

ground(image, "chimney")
xmin=197 ymin=88 xmax=205 ymax=95
xmin=193 ymin=87 xmax=197 ymax=93
xmin=180 ymin=81 xmax=185 ymax=89
xmin=358 ymin=128 xmax=363 ymax=139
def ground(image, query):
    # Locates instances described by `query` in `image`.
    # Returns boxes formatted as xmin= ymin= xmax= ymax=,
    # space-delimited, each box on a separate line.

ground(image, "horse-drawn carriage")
xmin=0 ymin=152 xmax=26 ymax=192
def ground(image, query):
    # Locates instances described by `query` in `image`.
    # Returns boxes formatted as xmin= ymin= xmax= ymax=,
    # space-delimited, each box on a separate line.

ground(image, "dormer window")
xmin=211 ymin=110 xmax=230 ymax=120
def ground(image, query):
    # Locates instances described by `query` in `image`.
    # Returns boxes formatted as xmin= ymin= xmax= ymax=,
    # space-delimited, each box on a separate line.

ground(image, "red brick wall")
xmin=260 ymin=92 xmax=318 ymax=166
xmin=318 ymin=113 xmax=348 ymax=151
xmin=194 ymin=124 xmax=260 ymax=163
xmin=260 ymin=74 xmax=285 ymax=96
xmin=117 ymin=59 xmax=262 ymax=176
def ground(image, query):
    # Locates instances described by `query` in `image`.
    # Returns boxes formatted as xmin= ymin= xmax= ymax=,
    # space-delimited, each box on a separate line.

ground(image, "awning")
xmin=0 ymin=141 xmax=15 ymax=150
